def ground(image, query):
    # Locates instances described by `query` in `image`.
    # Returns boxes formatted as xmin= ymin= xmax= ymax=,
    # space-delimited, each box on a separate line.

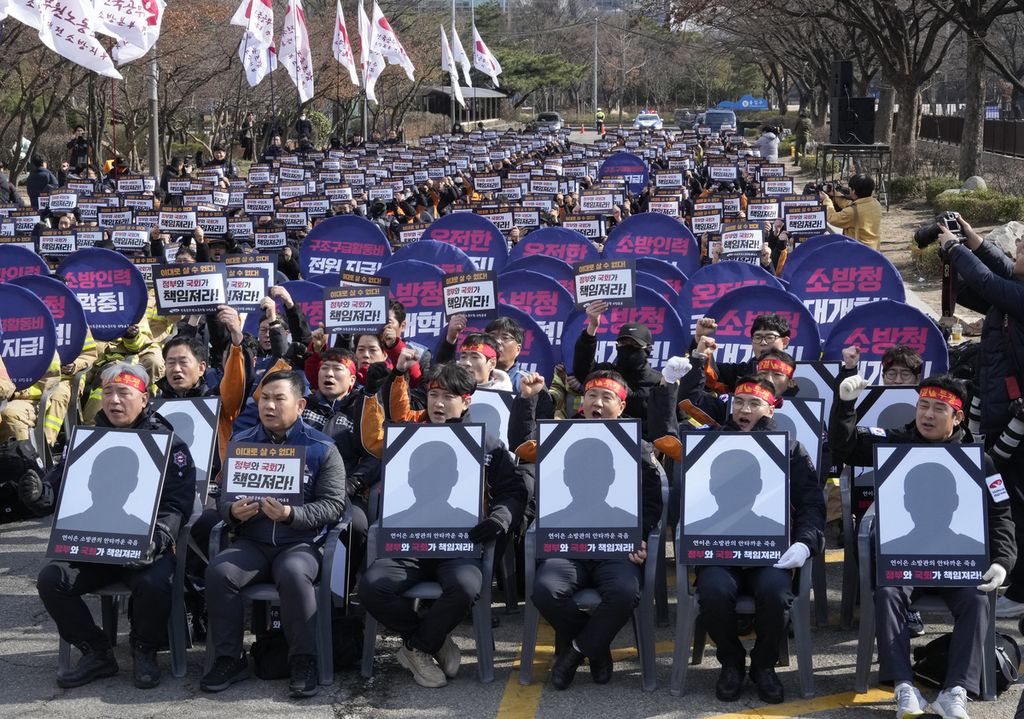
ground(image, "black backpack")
xmin=913 ymin=631 xmax=1021 ymax=696
xmin=0 ymin=439 xmax=46 ymax=524
xmin=248 ymin=609 xmax=365 ymax=680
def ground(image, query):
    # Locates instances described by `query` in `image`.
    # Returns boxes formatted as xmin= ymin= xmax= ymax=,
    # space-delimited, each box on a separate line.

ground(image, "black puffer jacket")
xmin=947 ymin=240 xmax=1024 ymax=439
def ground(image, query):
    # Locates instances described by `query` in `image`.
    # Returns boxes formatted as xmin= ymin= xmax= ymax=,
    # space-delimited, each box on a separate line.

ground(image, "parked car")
xmin=695 ymin=108 xmax=737 ymax=133
xmin=536 ymin=112 xmax=563 ymax=132
xmin=633 ymin=112 xmax=663 ymax=130
xmin=673 ymin=108 xmax=696 ymax=129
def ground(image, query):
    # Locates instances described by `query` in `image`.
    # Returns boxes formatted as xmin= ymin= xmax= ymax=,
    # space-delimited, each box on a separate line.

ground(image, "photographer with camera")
xmin=818 ymin=173 xmax=882 ymax=251
xmin=935 ymin=213 xmax=1024 ymax=618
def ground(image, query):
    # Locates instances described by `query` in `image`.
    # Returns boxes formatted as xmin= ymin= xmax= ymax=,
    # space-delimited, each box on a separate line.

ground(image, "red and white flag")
xmin=36 ymin=0 xmax=121 ymax=78
xmin=450 ymin=23 xmax=472 ymax=88
xmin=92 ymin=0 xmax=166 ymax=65
xmin=358 ymin=0 xmax=385 ymax=103
xmin=333 ymin=0 xmax=359 ymax=87
xmin=369 ymin=1 xmax=415 ymax=83
xmin=236 ymin=0 xmax=277 ymax=88
xmin=440 ymin=26 xmax=465 ymax=109
xmin=280 ymin=0 xmax=314 ymax=102
xmin=472 ymin=24 xmax=502 ymax=88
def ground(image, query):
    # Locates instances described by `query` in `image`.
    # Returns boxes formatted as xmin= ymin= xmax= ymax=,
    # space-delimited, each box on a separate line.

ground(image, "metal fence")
xmin=918 ymin=115 xmax=1024 ymax=158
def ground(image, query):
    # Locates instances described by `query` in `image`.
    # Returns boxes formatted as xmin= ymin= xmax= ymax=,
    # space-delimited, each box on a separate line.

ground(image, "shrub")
xmin=888 ymin=176 xmax=922 ymax=202
xmin=932 ymin=189 xmax=1024 ymax=224
xmin=909 ymin=241 xmax=943 ymax=280
xmin=925 ymin=176 xmax=961 ymax=205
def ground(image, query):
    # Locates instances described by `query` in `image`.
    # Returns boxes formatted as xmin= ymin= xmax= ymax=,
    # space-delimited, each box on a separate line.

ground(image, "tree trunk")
xmin=874 ymin=76 xmax=895 ymax=146
xmin=958 ymin=33 xmax=986 ymax=180
xmin=892 ymin=81 xmax=922 ymax=175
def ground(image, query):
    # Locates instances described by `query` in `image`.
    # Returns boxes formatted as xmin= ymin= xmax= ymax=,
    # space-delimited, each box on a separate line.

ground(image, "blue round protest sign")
xmin=508 ymin=227 xmax=599 ymax=266
xmin=781 ymin=233 xmax=854 ymax=282
xmin=0 ymin=244 xmax=50 ymax=283
xmin=242 ymin=280 xmax=326 ymax=337
xmin=788 ymin=242 xmax=905 ymax=341
xmin=560 ymin=286 xmax=687 ymax=374
xmin=823 ymin=299 xmax=948 ymax=383
xmin=603 ymin=213 xmax=701 ymax=276
xmin=382 ymin=239 xmax=475 ymax=275
xmin=501 ymin=255 xmax=575 ymax=296
xmin=637 ymin=257 xmax=688 ymax=297
xmin=704 ymin=285 xmax=821 ymax=363
xmin=498 ymin=270 xmax=576 ymax=349
xmin=598 ymin=152 xmax=650 ymax=195
xmin=300 ymin=214 xmax=391 ymax=278
xmin=56 ymin=248 xmax=148 ymax=341
xmin=447 ymin=302 xmax=557 ymax=380
xmin=0 ymin=282 xmax=57 ymax=390
xmin=676 ymin=261 xmax=783 ymax=340
xmin=377 ymin=260 xmax=446 ymax=349
xmin=11 ymin=274 xmax=87 ymax=367
xmin=638 ymin=272 xmax=678 ymax=305
xmin=421 ymin=212 xmax=509 ymax=273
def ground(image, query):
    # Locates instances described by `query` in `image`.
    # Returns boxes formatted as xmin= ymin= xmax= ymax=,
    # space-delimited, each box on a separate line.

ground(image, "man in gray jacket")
xmin=201 ymin=370 xmax=346 ymax=699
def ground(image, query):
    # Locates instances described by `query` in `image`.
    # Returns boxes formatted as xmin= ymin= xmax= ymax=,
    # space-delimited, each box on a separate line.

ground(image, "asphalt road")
xmin=3 ymin=516 xmax=1022 ymax=719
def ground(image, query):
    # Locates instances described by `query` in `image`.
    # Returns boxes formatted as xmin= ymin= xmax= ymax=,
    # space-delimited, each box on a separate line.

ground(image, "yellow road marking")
xmin=497 ymin=623 xmax=553 ymax=718
xmin=825 ymin=549 xmax=844 ymax=564
xmin=704 ymin=688 xmax=892 ymax=718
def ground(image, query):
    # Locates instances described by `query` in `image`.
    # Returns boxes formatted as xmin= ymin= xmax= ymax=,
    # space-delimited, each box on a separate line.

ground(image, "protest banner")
xmin=498 ymin=269 xmax=575 ymax=349
xmin=604 ymin=212 xmax=702 ymax=277
xmin=0 ymin=282 xmax=58 ymax=389
xmin=442 ymin=270 xmax=499 ymax=321
xmin=703 ymin=284 xmax=821 ymax=363
xmin=421 ymin=211 xmax=509 ymax=273
xmin=675 ymin=261 xmax=783 ymax=338
xmin=598 ymin=152 xmax=649 ymax=194
xmin=0 ymin=244 xmax=51 ymax=283
xmin=574 ymin=259 xmax=637 ymax=309
xmin=225 ymin=264 xmax=271 ymax=314
xmin=56 ymin=248 xmax=148 ymax=341
xmin=780 ymin=233 xmax=854 ymax=282
xmin=300 ymin=214 xmax=392 ymax=277
xmin=720 ymin=221 xmax=765 ymax=265
xmin=507 ymin=227 xmax=600 ymax=266
xmin=636 ymin=257 xmax=687 ymax=297
xmin=382 ymin=239 xmax=476 ymax=275
xmin=150 ymin=397 xmax=221 ymax=502
xmin=11 ymin=274 xmax=87 ymax=367
xmin=36 ymin=230 xmax=77 ymax=257
xmin=222 ymin=442 xmax=307 ymax=506
xmin=153 ymin=263 xmax=227 ymax=316
xmin=377 ymin=259 xmax=447 ymax=347
xmin=323 ymin=284 xmax=389 ymax=334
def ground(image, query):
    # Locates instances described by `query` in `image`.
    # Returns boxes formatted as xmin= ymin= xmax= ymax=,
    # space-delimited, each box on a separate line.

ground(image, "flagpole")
xmin=470 ymin=2 xmax=476 ymax=128
xmin=268 ymin=44 xmax=278 ymax=143
xmin=230 ymin=28 xmax=252 ymax=166
xmin=450 ymin=0 xmax=456 ymax=131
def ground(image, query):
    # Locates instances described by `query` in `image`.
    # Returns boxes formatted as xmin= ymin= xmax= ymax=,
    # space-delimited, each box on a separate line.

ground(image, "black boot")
xmin=715 ymin=665 xmax=744 ymax=702
xmin=58 ymin=641 xmax=119 ymax=688
xmin=132 ymin=647 xmax=161 ymax=689
xmin=588 ymin=647 xmax=613 ymax=685
xmin=550 ymin=643 xmax=583 ymax=690
xmin=288 ymin=654 xmax=319 ymax=698
xmin=750 ymin=665 xmax=784 ymax=704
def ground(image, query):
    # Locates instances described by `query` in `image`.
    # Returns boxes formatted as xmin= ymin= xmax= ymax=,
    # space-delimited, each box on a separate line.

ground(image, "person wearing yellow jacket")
xmin=0 ymin=353 xmax=62 ymax=444
xmin=819 ymin=174 xmax=882 ymax=251
xmin=81 ymin=317 xmax=160 ymax=424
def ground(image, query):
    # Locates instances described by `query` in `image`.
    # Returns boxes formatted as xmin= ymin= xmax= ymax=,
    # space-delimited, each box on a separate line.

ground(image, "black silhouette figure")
xmin=876 ymin=402 xmax=916 ymax=431
xmin=56 ymin=445 xmax=152 ymax=536
xmin=542 ymin=438 xmax=637 ymax=528
xmin=466 ymin=403 xmax=504 ymax=444
xmin=794 ymin=375 xmax=820 ymax=399
xmin=772 ymin=412 xmax=798 ymax=443
xmin=882 ymin=463 xmax=986 ymax=556
xmin=685 ymin=448 xmax=786 ymax=536
xmin=385 ymin=442 xmax=478 ymax=528
xmin=163 ymin=410 xmax=206 ymax=490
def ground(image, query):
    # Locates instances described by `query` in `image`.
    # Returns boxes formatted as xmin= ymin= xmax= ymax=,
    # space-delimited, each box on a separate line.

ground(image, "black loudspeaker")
xmin=831 ymin=60 xmax=853 ymax=99
xmin=829 ymin=97 xmax=876 ymax=145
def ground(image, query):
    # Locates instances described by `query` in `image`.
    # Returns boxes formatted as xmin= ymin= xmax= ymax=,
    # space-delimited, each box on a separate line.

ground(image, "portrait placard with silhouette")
xmin=464 ymin=388 xmax=512 ymax=447
xmin=151 ymin=397 xmax=220 ymax=501
xmin=875 ymin=444 xmax=988 ymax=587
xmin=793 ymin=361 xmax=839 ymax=428
xmin=48 ymin=426 xmax=173 ymax=565
xmin=855 ymin=387 xmax=919 ymax=431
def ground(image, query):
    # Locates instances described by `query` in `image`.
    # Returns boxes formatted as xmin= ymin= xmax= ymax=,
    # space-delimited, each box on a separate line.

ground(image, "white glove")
xmin=976 ymin=563 xmax=1007 ymax=593
xmin=662 ymin=356 xmax=692 ymax=384
xmin=773 ymin=542 xmax=811 ymax=570
xmin=839 ymin=375 xmax=869 ymax=402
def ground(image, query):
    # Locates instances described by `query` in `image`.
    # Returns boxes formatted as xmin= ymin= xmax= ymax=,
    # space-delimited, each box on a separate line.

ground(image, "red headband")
xmin=460 ymin=343 xmax=498 ymax=360
xmin=323 ymin=358 xmax=357 ymax=376
xmin=585 ymin=377 xmax=627 ymax=401
xmin=757 ymin=358 xmax=794 ymax=378
xmin=107 ymin=371 xmax=147 ymax=394
xmin=918 ymin=386 xmax=963 ymax=412
xmin=734 ymin=382 xmax=775 ymax=406
xmin=427 ymin=380 xmax=472 ymax=400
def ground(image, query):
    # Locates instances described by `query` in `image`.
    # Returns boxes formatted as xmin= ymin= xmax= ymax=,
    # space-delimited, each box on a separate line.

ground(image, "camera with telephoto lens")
xmin=802 ymin=181 xmax=832 ymax=195
xmin=914 ymin=211 xmax=965 ymax=249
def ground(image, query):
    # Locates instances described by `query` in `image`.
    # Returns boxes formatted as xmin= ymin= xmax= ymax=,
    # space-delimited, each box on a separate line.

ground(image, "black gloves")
xmin=126 ymin=522 xmax=174 ymax=569
xmin=363 ymin=361 xmax=391 ymax=395
xmin=468 ymin=516 xmax=504 ymax=544
xmin=348 ymin=474 xmax=368 ymax=497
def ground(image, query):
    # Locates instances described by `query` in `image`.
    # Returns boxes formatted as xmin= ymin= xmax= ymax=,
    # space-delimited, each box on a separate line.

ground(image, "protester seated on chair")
xmin=829 ymin=372 xmax=1015 ymax=719
xmin=358 ymin=355 xmax=529 ymax=688
xmin=507 ymin=368 xmax=663 ymax=690
xmin=652 ymin=367 xmax=825 ymax=705
xmin=201 ymin=370 xmax=345 ymax=699
xmin=33 ymin=362 xmax=196 ymax=690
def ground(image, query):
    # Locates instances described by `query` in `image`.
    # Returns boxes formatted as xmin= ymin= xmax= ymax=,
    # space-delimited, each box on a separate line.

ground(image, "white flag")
xmin=238 ymin=0 xmax=277 ymax=87
xmin=4 ymin=0 xmax=42 ymax=30
xmin=93 ymin=0 xmax=166 ymax=66
xmin=230 ymin=0 xmax=255 ymax=28
xmin=358 ymin=0 xmax=385 ymax=103
xmin=36 ymin=0 xmax=121 ymax=78
xmin=333 ymin=0 xmax=359 ymax=87
xmin=450 ymin=23 xmax=472 ymax=88
xmin=440 ymin=27 xmax=465 ymax=109
xmin=0 ymin=0 xmax=8 ymax=21
xmin=280 ymin=0 xmax=315 ymax=103
xmin=369 ymin=1 xmax=415 ymax=82
xmin=472 ymin=25 xmax=502 ymax=88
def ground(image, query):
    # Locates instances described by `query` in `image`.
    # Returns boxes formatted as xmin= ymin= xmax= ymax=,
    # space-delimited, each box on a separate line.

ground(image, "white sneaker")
xmin=994 ymin=594 xmax=1024 ymax=618
xmin=894 ymin=682 xmax=927 ymax=719
xmin=397 ymin=644 xmax=447 ymax=688
xmin=433 ymin=634 xmax=461 ymax=679
xmin=929 ymin=686 xmax=970 ymax=719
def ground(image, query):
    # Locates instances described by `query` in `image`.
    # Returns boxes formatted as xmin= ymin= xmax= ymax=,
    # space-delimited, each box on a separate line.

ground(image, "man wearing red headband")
xmin=509 ymin=368 xmax=663 ymax=690
xmin=360 ymin=354 xmax=529 ymax=688
xmin=33 ymin=362 xmax=196 ymax=691
xmin=457 ymin=333 xmax=512 ymax=391
xmin=651 ymin=372 xmax=824 ymax=704
xmin=830 ymin=373 xmax=1015 ymax=719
